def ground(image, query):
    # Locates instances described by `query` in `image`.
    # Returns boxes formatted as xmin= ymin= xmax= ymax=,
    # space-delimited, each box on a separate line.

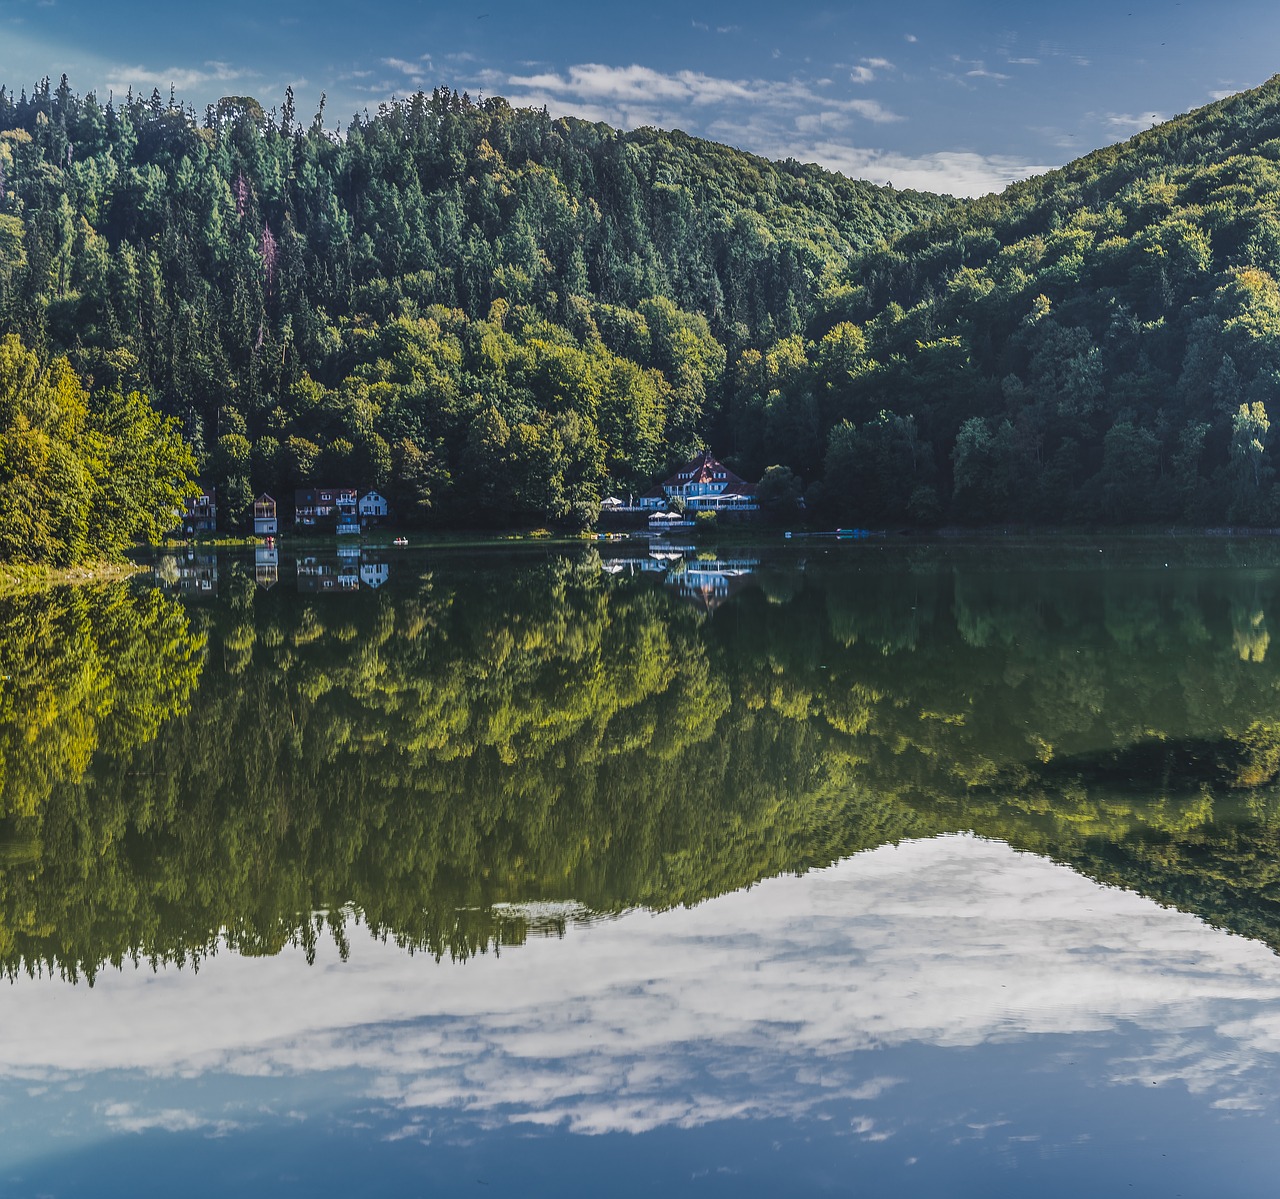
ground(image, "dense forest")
xmin=7 ymin=546 xmax=1280 ymax=978
xmin=10 ymin=75 xmax=1280 ymax=542
xmin=0 ymin=79 xmax=943 ymax=541
xmin=794 ymin=74 xmax=1280 ymax=526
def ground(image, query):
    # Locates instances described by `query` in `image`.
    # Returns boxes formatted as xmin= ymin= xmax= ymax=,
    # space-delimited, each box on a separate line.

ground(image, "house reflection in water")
xmin=665 ymin=557 xmax=760 ymax=613
xmin=173 ymin=551 xmax=219 ymax=597
xmin=601 ymin=549 xmax=760 ymax=612
xmin=254 ymin=546 xmax=279 ymax=590
xmin=296 ymin=549 xmax=394 ymax=594
xmin=296 ymin=554 xmax=360 ymax=594
xmin=360 ymin=558 xmax=390 ymax=589
xmin=600 ymin=555 xmax=669 ymax=577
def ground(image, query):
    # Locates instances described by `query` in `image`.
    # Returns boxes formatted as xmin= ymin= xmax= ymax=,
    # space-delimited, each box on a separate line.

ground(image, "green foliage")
xmin=0 ymin=582 xmax=204 ymax=825
xmin=0 ymin=333 xmax=196 ymax=562
xmin=18 ymin=72 xmax=1280 ymax=528
xmin=774 ymin=75 xmax=1280 ymax=525
xmin=0 ymin=79 xmax=946 ymax=529
xmin=756 ymin=464 xmax=803 ymax=515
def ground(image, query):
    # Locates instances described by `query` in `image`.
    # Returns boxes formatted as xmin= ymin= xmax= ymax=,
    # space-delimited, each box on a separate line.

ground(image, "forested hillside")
xmin=9 ymin=73 xmax=1280 ymax=534
xmin=0 ymin=79 xmax=944 ymax=534
xmin=769 ymin=74 xmax=1280 ymax=526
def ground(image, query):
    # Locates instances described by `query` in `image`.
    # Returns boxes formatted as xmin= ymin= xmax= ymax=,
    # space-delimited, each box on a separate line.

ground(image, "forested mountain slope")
xmin=774 ymin=75 xmax=1280 ymax=525
xmin=8 ymin=73 xmax=1280 ymax=533
xmin=0 ymin=80 xmax=945 ymax=531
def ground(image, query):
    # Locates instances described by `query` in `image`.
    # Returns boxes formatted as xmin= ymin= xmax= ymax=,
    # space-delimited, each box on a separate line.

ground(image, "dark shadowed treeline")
xmin=7 ymin=544 xmax=1280 ymax=978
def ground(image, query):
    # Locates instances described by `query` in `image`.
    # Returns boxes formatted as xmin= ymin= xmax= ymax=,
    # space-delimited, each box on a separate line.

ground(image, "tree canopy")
xmin=0 ymin=333 xmax=196 ymax=562
xmin=10 ymin=73 xmax=1280 ymax=532
xmin=0 ymin=79 xmax=944 ymax=531
xmin=756 ymin=75 xmax=1280 ymax=524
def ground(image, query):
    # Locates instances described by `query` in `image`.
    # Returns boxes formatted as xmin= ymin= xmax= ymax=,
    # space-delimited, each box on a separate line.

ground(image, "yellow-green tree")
xmin=0 ymin=334 xmax=196 ymax=563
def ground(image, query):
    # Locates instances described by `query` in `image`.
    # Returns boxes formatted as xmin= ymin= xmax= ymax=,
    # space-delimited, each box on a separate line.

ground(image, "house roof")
xmin=295 ymin=486 xmax=357 ymax=501
xmin=659 ymin=450 xmax=753 ymax=492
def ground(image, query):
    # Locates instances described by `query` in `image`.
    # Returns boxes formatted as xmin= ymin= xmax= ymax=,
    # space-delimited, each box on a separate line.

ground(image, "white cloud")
xmin=847 ymin=99 xmax=902 ymax=124
xmin=945 ymin=55 xmax=1011 ymax=84
xmin=703 ymin=113 xmax=1050 ymax=195
xmin=499 ymin=61 xmax=902 ymax=127
xmin=104 ymin=60 xmax=248 ymax=93
xmin=380 ymin=56 xmax=434 ymax=90
xmin=100 ymin=1102 xmax=241 ymax=1137
xmin=1104 ymin=111 xmax=1167 ymax=133
xmin=806 ymin=146 xmax=1050 ymax=195
xmin=851 ymin=57 xmax=895 ymax=85
xmin=506 ymin=63 xmax=761 ymax=111
xmin=464 ymin=61 xmax=1072 ymax=193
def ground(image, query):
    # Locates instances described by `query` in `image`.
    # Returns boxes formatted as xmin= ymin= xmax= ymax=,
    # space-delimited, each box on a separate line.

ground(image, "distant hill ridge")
xmin=793 ymin=74 xmax=1280 ymax=526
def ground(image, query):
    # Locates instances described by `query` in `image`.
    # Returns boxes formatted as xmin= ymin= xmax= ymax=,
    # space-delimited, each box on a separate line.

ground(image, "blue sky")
xmin=1 ymin=1 xmax=1278 ymax=195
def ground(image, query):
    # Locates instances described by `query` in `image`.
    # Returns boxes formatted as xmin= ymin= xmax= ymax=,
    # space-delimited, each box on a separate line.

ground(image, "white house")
xmin=637 ymin=451 xmax=758 ymax=512
xmin=361 ymin=561 xmax=390 ymax=589
xmin=360 ymin=491 xmax=389 ymax=519
xmin=252 ymin=493 xmax=278 ymax=536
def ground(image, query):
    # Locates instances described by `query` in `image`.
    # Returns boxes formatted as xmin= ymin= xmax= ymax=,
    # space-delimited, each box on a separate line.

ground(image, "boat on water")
xmin=392 ymin=536 xmax=409 ymax=547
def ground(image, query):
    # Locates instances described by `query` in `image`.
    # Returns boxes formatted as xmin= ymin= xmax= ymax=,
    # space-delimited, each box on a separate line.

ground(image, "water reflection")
xmin=0 ymin=583 xmax=204 ymax=828
xmin=8 ymin=540 xmax=1280 ymax=979
xmin=596 ymin=543 xmax=762 ymax=612
xmin=163 ymin=549 xmax=219 ymax=597
xmin=296 ymin=551 xmax=361 ymax=593
xmin=9 ymin=540 xmax=1280 ymax=1192
xmin=254 ymin=545 xmax=279 ymax=590
xmin=5 ymin=838 xmax=1280 ymax=1195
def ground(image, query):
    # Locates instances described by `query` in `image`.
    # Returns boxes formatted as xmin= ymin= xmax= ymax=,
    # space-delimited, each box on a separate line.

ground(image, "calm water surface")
xmin=5 ymin=537 xmax=1280 ymax=1196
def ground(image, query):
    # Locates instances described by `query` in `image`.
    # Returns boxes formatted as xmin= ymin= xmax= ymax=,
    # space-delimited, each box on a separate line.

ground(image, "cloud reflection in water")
xmin=6 ymin=834 xmax=1280 ymax=1150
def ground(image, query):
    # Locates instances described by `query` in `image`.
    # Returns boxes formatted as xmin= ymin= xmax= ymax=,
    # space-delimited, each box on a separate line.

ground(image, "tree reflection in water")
xmin=6 ymin=541 xmax=1280 ymax=980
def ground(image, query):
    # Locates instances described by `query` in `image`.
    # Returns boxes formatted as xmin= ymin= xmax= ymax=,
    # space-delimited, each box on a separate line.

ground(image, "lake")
xmin=5 ymin=536 xmax=1280 ymax=1196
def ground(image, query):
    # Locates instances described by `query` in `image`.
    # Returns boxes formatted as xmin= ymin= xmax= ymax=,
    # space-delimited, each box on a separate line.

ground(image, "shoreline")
xmin=7 ymin=524 xmax=1280 ymax=598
